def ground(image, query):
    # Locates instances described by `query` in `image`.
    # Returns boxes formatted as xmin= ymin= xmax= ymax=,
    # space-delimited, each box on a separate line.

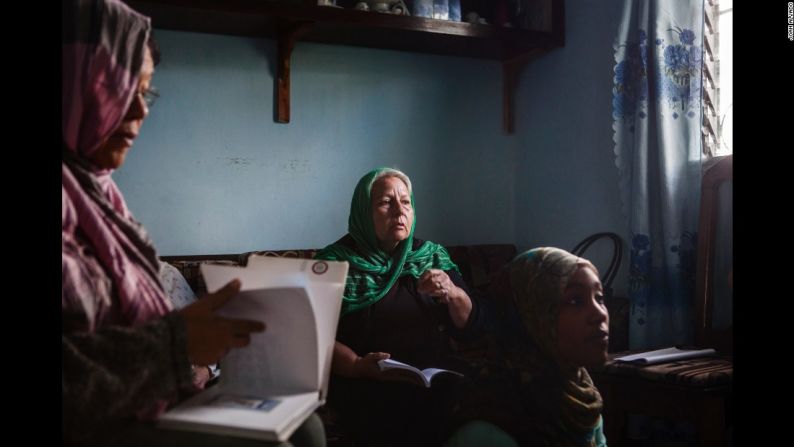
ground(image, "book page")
xmin=378 ymin=359 xmax=464 ymax=387
xmin=212 ymin=286 xmax=318 ymax=396
xmin=378 ymin=358 xmax=421 ymax=374
xmin=159 ymin=387 xmax=319 ymax=442
xmin=421 ymin=367 xmax=464 ymax=383
xmin=201 ymin=257 xmax=347 ymax=393
xmin=378 ymin=359 xmax=429 ymax=387
xmin=159 ymin=258 xmax=347 ymax=441
xmin=246 ymin=256 xmax=347 ymax=400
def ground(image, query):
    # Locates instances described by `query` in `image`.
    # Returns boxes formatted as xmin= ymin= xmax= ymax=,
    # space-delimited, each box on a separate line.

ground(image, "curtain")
xmin=612 ymin=0 xmax=704 ymax=349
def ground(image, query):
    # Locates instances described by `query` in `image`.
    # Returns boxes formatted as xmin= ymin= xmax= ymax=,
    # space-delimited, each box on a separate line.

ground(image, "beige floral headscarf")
xmin=505 ymin=247 xmax=604 ymax=446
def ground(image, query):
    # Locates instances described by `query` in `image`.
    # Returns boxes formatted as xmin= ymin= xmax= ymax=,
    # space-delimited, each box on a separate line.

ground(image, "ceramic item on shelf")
xmin=317 ymin=0 xmax=342 ymax=8
xmin=361 ymin=1 xmax=410 ymax=15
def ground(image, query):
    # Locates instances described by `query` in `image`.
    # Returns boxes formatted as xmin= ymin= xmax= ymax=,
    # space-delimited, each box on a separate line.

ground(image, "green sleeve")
xmin=594 ymin=415 xmax=608 ymax=447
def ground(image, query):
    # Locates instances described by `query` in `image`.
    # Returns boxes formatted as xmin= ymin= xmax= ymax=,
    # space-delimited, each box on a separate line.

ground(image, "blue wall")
xmin=512 ymin=0 xmax=629 ymax=295
xmin=115 ymin=30 xmax=516 ymax=255
xmin=116 ymin=1 xmax=630 ymax=298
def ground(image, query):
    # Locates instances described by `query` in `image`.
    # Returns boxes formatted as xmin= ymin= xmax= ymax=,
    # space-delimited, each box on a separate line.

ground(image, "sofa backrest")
xmin=161 ymin=244 xmax=517 ymax=298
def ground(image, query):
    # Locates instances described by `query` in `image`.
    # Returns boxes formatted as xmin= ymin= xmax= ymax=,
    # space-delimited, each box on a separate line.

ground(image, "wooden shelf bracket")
xmin=276 ymin=21 xmax=313 ymax=123
xmin=502 ymin=49 xmax=546 ymax=134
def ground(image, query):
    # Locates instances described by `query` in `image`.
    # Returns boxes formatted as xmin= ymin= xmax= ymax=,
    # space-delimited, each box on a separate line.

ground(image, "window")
xmin=716 ymin=0 xmax=732 ymax=155
xmin=702 ymin=0 xmax=733 ymax=156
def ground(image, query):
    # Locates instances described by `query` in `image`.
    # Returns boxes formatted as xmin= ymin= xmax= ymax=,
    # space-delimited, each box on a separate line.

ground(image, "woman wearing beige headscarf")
xmin=452 ymin=247 xmax=609 ymax=446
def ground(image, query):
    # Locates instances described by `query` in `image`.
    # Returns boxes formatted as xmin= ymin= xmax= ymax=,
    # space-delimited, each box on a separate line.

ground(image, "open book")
xmin=377 ymin=358 xmax=463 ymax=388
xmin=613 ymin=347 xmax=716 ymax=366
xmin=158 ymin=256 xmax=348 ymax=442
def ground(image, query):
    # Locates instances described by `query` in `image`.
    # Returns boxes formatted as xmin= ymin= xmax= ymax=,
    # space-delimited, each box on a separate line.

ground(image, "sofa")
xmin=161 ymin=244 xmax=518 ymax=299
xmin=161 ymin=243 xmax=519 ymax=445
xmin=161 ymin=242 xmax=629 ymax=445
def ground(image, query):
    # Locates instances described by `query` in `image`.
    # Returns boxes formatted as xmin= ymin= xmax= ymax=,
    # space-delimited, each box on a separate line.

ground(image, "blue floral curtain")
xmin=612 ymin=0 xmax=704 ymax=349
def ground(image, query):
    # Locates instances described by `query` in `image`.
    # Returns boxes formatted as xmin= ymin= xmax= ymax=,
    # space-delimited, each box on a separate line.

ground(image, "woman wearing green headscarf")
xmin=315 ymin=167 xmax=489 ymax=446
xmin=452 ymin=247 xmax=609 ymax=447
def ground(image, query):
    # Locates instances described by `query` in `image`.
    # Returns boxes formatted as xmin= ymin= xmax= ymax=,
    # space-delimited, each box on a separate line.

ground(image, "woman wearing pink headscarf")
xmin=62 ymin=1 xmax=323 ymax=445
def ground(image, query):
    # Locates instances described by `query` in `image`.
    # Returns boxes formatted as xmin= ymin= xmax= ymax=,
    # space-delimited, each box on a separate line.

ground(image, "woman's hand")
xmin=179 ymin=279 xmax=266 ymax=366
xmin=353 ymin=352 xmax=391 ymax=380
xmin=417 ymin=269 xmax=460 ymax=303
xmin=332 ymin=342 xmax=392 ymax=380
xmin=191 ymin=364 xmax=212 ymax=389
xmin=418 ymin=269 xmax=472 ymax=328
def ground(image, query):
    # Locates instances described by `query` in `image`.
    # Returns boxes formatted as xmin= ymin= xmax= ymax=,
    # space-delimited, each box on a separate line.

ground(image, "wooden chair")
xmin=590 ymin=155 xmax=733 ymax=446
xmin=571 ymin=232 xmax=630 ymax=353
xmin=694 ymin=156 xmax=733 ymax=356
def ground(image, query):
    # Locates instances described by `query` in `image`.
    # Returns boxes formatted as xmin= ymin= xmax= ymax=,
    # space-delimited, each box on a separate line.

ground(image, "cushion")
xmin=600 ymin=355 xmax=733 ymax=388
xmin=243 ymin=249 xmax=319 ymax=262
xmin=165 ymin=259 xmax=241 ymax=297
xmin=159 ymin=261 xmax=198 ymax=309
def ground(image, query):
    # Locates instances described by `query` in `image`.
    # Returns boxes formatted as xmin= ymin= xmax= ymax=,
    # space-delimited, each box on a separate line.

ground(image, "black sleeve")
xmin=445 ymin=269 xmax=491 ymax=343
xmin=62 ymin=312 xmax=193 ymax=445
xmin=333 ymin=234 xmax=367 ymax=354
xmin=336 ymin=308 xmax=367 ymax=356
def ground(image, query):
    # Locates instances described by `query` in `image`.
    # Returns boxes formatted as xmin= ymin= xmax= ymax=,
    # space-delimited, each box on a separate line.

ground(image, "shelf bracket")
xmin=502 ymin=49 xmax=546 ymax=134
xmin=276 ymin=21 xmax=313 ymax=123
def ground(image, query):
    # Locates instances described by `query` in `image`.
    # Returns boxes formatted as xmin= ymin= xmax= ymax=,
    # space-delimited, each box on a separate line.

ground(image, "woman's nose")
xmin=125 ymin=91 xmax=149 ymax=120
xmin=588 ymin=296 xmax=609 ymax=323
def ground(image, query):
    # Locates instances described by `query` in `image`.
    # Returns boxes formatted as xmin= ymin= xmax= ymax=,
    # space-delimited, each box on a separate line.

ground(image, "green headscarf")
xmin=506 ymin=247 xmax=604 ymax=446
xmin=315 ymin=167 xmax=459 ymax=315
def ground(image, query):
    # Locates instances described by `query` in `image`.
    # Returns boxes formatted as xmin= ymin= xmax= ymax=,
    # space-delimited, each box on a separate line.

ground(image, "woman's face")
xmin=371 ymin=175 xmax=413 ymax=253
xmin=89 ymin=45 xmax=154 ymax=170
xmin=556 ymin=265 xmax=609 ymax=369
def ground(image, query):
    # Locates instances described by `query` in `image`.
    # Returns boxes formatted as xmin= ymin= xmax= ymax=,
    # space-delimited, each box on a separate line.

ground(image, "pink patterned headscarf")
xmin=62 ymin=0 xmax=172 ymax=329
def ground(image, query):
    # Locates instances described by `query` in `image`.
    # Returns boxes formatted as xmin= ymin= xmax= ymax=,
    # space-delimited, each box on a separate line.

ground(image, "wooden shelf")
xmin=126 ymin=0 xmax=565 ymax=132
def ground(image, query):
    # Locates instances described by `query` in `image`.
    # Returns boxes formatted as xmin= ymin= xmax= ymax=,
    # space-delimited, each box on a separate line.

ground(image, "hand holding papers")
xmin=158 ymin=256 xmax=348 ymax=442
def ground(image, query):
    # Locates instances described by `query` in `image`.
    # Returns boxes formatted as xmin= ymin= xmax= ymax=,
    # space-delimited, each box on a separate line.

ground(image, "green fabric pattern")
xmin=315 ymin=168 xmax=459 ymax=315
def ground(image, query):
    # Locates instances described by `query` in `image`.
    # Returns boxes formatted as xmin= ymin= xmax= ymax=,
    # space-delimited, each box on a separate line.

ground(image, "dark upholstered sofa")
xmin=161 ymin=241 xmax=629 ymax=361
xmin=161 ymin=244 xmax=518 ymax=446
xmin=161 ymin=244 xmax=519 ymax=301
xmin=160 ymin=243 xmax=630 ymax=445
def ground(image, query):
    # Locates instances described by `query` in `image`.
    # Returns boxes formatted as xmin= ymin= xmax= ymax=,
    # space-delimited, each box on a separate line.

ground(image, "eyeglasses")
xmin=138 ymin=86 xmax=160 ymax=107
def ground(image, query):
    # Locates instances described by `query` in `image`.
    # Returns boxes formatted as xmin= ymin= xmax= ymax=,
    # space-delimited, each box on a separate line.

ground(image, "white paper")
xmin=614 ymin=347 xmax=716 ymax=365
xmin=377 ymin=358 xmax=463 ymax=388
xmin=246 ymin=255 xmax=347 ymax=399
xmin=158 ymin=257 xmax=348 ymax=440
xmin=215 ymin=287 xmax=317 ymax=396
xmin=159 ymin=389 xmax=319 ymax=442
